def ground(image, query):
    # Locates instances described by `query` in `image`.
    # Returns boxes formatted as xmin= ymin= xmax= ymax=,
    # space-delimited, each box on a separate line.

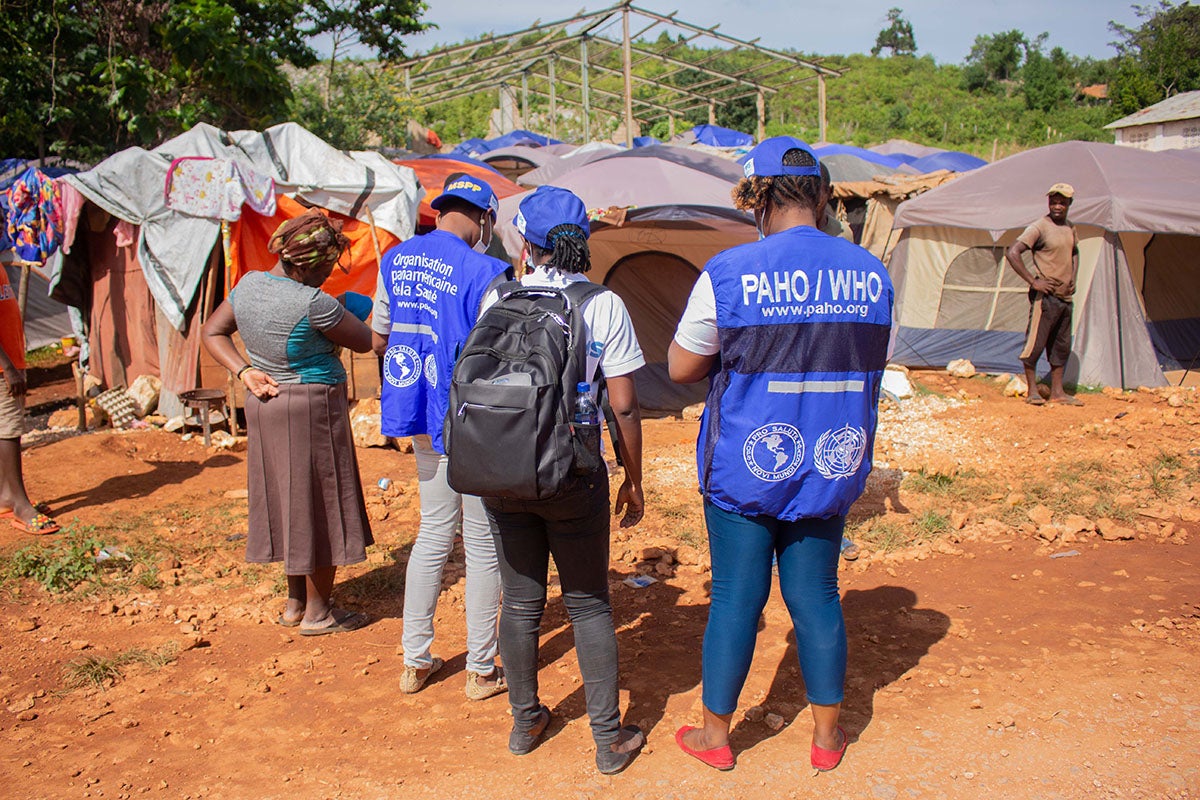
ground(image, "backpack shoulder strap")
xmin=561 ymin=281 xmax=626 ymax=467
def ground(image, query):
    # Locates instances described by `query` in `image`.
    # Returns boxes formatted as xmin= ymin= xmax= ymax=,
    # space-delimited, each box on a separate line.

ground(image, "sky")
xmin=382 ymin=1 xmax=1143 ymax=64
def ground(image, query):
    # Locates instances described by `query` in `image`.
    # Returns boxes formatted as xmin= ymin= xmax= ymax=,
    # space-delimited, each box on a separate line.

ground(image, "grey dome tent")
xmin=888 ymin=141 xmax=1200 ymax=388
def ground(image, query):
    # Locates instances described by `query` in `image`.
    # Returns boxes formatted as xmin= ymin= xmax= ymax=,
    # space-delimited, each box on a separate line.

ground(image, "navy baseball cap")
xmin=742 ymin=136 xmax=821 ymax=178
xmin=430 ymin=174 xmax=500 ymax=219
xmin=513 ymin=185 xmax=590 ymax=249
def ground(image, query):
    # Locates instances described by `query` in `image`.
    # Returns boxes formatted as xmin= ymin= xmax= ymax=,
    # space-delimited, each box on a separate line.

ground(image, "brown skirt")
xmin=244 ymin=383 xmax=373 ymax=574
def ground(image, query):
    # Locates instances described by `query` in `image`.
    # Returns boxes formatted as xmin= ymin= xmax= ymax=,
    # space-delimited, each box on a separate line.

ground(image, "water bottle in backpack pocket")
xmin=571 ymin=381 xmax=603 ymax=476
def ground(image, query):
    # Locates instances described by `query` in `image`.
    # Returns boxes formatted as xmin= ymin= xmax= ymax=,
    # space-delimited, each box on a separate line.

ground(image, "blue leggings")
xmin=701 ymin=501 xmax=847 ymax=713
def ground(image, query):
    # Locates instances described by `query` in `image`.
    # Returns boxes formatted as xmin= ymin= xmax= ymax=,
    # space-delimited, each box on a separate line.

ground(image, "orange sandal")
xmin=12 ymin=513 xmax=61 ymax=535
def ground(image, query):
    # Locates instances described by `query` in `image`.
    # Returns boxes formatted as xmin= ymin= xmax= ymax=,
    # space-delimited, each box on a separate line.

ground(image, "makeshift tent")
xmin=450 ymin=130 xmax=563 ymax=159
xmin=1 ymin=264 xmax=71 ymax=350
xmin=481 ymin=145 xmax=571 ymax=182
xmin=496 ymin=145 xmax=751 ymax=409
xmin=57 ymin=122 xmax=421 ymax=406
xmin=888 ymin=141 xmax=1200 ymax=388
xmin=813 ymin=144 xmax=911 ymax=170
xmin=906 ymin=151 xmax=987 ymax=173
xmin=394 ymin=156 xmax=524 ymax=229
xmin=516 ymin=142 xmax=623 ymax=187
xmin=821 ymin=153 xmax=902 ymax=184
xmin=633 ymin=136 xmax=662 ymax=147
xmin=689 ymin=125 xmax=753 ymax=148
xmin=831 ymin=171 xmax=958 ymax=259
xmin=869 ymin=139 xmax=946 ymax=159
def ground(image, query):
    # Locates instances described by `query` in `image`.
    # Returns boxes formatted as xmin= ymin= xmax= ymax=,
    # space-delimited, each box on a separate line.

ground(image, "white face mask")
xmin=472 ymin=217 xmax=491 ymax=254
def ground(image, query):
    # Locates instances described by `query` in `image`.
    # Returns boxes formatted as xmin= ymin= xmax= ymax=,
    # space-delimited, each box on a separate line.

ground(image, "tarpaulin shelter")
xmin=689 ymin=125 xmax=753 ymax=148
xmin=516 ymin=142 xmax=623 ymax=187
xmin=868 ymin=139 xmax=947 ymax=160
xmin=906 ymin=151 xmax=987 ymax=173
xmin=830 ymin=170 xmax=958 ymax=260
xmin=814 ymin=144 xmax=912 ymax=171
xmin=56 ymin=122 xmax=421 ymax=407
xmin=394 ymin=156 xmax=524 ymax=229
xmin=481 ymin=144 xmax=575 ymax=182
xmin=496 ymin=144 xmax=752 ymax=409
xmin=450 ymin=130 xmax=564 ymax=159
xmin=887 ymin=141 xmax=1200 ymax=388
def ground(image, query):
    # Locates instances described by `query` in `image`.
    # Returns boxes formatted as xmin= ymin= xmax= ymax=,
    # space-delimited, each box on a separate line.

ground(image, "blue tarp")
xmin=449 ymin=130 xmax=563 ymax=159
xmin=449 ymin=138 xmax=492 ymax=158
xmin=907 ymin=151 xmax=987 ymax=173
xmin=632 ymin=136 xmax=661 ymax=148
xmin=813 ymin=144 xmax=908 ymax=170
xmin=691 ymin=124 xmax=753 ymax=148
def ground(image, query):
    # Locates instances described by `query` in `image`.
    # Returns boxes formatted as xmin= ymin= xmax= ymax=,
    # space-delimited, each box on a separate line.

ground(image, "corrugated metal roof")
xmin=1105 ymin=90 xmax=1200 ymax=129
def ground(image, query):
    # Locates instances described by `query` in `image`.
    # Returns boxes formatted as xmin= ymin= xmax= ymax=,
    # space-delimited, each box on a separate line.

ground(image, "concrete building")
xmin=1105 ymin=90 xmax=1200 ymax=151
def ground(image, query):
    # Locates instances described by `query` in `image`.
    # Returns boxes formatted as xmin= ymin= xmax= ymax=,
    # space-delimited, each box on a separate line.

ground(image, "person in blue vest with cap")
xmin=668 ymin=136 xmax=893 ymax=773
xmin=372 ymin=173 xmax=511 ymax=701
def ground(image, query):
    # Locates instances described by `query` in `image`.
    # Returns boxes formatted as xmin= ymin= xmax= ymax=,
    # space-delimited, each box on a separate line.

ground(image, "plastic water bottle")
xmin=573 ymin=382 xmax=599 ymax=425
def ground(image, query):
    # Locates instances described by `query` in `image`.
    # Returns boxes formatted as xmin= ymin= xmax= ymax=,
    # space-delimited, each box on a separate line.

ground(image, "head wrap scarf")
xmin=268 ymin=208 xmax=350 ymax=273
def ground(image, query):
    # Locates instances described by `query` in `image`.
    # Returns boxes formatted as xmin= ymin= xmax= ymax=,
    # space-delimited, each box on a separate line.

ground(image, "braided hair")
xmin=530 ymin=223 xmax=591 ymax=274
xmin=731 ymin=147 xmax=823 ymax=214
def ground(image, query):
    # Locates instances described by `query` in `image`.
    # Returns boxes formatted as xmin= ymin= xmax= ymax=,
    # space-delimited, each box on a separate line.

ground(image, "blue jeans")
xmin=484 ymin=474 xmax=622 ymax=747
xmin=701 ymin=501 xmax=847 ymax=713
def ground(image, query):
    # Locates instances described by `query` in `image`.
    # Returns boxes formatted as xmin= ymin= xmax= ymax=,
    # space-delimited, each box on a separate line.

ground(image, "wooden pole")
xmin=818 ymin=73 xmax=827 ymax=143
xmin=73 ymin=362 xmax=86 ymax=431
xmin=15 ymin=263 xmax=30 ymax=322
xmin=581 ymin=36 xmax=591 ymax=142
xmin=521 ymin=71 xmax=529 ymax=127
xmin=708 ymin=100 xmax=716 ymax=125
xmin=669 ymin=115 xmax=675 ymax=137
xmin=756 ymin=90 xmax=766 ymax=143
xmin=622 ymin=4 xmax=633 ymax=147
xmin=548 ymin=56 xmax=558 ymax=140
xmin=220 ymin=221 xmax=239 ymax=436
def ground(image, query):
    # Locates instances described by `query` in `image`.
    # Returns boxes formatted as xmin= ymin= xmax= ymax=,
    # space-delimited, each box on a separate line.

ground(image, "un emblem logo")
xmin=384 ymin=344 xmax=421 ymax=389
xmin=424 ymin=354 xmax=437 ymax=388
xmin=743 ymin=423 xmax=804 ymax=482
xmin=814 ymin=424 xmax=867 ymax=480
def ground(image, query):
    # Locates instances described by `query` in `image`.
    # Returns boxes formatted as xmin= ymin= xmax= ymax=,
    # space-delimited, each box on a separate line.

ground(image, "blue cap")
xmin=514 ymin=185 xmax=590 ymax=249
xmin=741 ymin=136 xmax=821 ymax=179
xmin=430 ymin=174 xmax=500 ymax=219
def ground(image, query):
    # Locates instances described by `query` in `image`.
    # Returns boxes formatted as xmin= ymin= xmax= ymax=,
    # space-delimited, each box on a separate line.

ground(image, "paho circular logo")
xmin=743 ymin=423 xmax=804 ymax=482
xmin=384 ymin=344 xmax=421 ymax=389
xmin=813 ymin=424 xmax=867 ymax=480
xmin=423 ymin=353 xmax=437 ymax=388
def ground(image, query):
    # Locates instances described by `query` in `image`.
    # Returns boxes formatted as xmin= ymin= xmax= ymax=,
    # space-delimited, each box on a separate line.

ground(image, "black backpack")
xmin=445 ymin=280 xmax=614 ymax=501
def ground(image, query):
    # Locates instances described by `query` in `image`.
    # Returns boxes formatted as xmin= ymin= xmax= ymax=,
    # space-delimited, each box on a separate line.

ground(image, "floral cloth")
xmin=1 ymin=167 xmax=62 ymax=264
xmin=165 ymin=157 xmax=276 ymax=221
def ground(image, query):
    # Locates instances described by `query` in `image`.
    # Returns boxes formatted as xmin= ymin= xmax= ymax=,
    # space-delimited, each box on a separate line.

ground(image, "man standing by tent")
xmin=372 ymin=174 xmax=510 ymax=700
xmin=1006 ymin=183 xmax=1083 ymax=406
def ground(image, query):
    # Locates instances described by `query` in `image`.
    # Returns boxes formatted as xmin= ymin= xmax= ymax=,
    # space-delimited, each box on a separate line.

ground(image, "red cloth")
xmin=393 ymin=159 xmax=524 ymax=229
xmin=0 ymin=268 xmax=26 ymax=370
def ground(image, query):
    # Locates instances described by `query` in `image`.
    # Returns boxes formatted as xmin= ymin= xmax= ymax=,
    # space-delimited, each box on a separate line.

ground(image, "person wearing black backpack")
xmin=477 ymin=186 xmax=647 ymax=774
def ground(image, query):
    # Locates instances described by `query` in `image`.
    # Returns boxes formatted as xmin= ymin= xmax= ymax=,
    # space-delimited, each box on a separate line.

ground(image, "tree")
xmin=1109 ymin=1 xmax=1200 ymax=114
xmin=0 ymin=1 xmax=429 ymax=160
xmin=961 ymin=30 xmax=1029 ymax=92
xmin=872 ymin=8 xmax=917 ymax=57
xmin=290 ymin=61 xmax=419 ymax=149
xmin=1023 ymin=46 xmax=1071 ymax=111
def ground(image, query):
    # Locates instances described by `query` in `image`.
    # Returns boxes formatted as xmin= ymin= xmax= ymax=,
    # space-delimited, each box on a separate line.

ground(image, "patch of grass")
xmin=4 ymin=528 xmax=107 ymax=593
xmin=1147 ymin=451 xmax=1185 ymax=497
xmin=63 ymin=642 xmax=180 ymax=690
xmin=25 ymin=344 xmax=66 ymax=369
xmin=1088 ymin=498 xmax=1135 ymax=524
xmin=903 ymin=468 xmax=957 ymax=495
xmin=914 ymin=510 xmax=950 ymax=539
xmin=853 ymin=521 xmax=910 ymax=553
xmin=1056 ymin=459 xmax=1109 ymax=486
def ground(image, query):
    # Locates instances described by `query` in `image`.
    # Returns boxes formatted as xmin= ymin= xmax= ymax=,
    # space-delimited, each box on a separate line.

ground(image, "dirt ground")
xmin=1 ymin=364 xmax=1198 ymax=800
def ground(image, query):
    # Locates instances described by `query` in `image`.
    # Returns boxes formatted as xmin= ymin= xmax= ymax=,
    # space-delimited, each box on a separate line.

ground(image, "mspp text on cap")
xmin=430 ymin=174 xmax=500 ymax=218
xmin=741 ymin=136 xmax=821 ymax=179
xmin=1046 ymin=182 xmax=1075 ymax=199
xmin=513 ymin=185 xmax=590 ymax=249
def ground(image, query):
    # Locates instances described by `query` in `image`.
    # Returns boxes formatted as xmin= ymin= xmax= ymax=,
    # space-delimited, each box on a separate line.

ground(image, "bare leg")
xmin=1022 ymin=364 xmax=1044 ymax=405
xmin=282 ymin=574 xmax=306 ymax=624
xmin=681 ymin=705 xmax=734 ymax=750
xmin=1048 ymin=364 xmax=1070 ymax=400
xmin=0 ymin=437 xmax=36 ymax=523
xmin=303 ymin=566 xmax=337 ymax=625
xmin=811 ymin=701 xmax=843 ymax=750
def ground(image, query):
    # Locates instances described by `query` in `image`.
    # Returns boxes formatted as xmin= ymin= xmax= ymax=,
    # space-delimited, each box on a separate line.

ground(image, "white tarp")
xmin=61 ymin=122 xmax=421 ymax=329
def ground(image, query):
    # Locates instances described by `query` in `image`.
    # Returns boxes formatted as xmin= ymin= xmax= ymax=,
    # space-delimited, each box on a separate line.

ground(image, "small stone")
xmin=120 ymin=718 xmax=139 ymax=729
xmin=12 ymin=618 xmax=38 ymax=632
xmin=69 ymin=640 xmax=90 ymax=651
xmin=764 ymin=713 xmax=785 ymax=731
xmin=16 ymin=710 xmax=37 ymax=721
xmin=223 ymin=489 xmax=249 ymax=500
xmin=1027 ymin=505 xmax=1054 ymax=527
xmin=640 ymin=546 xmax=665 ymax=561
xmin=946 ymin=359 xmax=976 ymax=379
xmin=970 ymin=698 xmax=983 ymax=709
xmin=1036 ymin=525 xmax=1059 ymax=542
xmin=744 ymin=705 xmax=765 ymax=722
xmin=681 ymin=402 xmax=705 ymax=421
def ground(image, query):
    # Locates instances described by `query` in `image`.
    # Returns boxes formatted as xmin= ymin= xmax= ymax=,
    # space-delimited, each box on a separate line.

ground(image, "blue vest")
xmin=699 ymin=226 xmax=893 ymax=521
xmin=379 ymin=229 xmax=508 ymax=452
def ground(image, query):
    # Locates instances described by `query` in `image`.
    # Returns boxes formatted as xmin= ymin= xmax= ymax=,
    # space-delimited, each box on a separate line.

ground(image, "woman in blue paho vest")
xmin=668 ymin=137 xmax=893 ymax=773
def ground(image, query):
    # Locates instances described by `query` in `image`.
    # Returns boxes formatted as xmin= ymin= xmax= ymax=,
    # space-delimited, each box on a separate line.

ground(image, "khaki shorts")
xmin=0 ymin=390 xmax=26 ymax=439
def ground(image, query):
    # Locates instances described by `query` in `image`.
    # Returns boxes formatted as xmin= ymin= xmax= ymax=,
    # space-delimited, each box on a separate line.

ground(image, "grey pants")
xmin=402 ymin=435 xmax=500 ymax=675
xmin=484 ymin=474 xmax=621 ymax=747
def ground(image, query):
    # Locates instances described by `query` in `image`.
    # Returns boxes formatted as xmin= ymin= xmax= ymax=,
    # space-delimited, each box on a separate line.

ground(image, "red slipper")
xmin=675 ymin=725 xmax=734 ymax=771
xmin=12 ymin=513 xmax=61 ymax=536
xmin=811 ymin=726 xmax=848 ymax=771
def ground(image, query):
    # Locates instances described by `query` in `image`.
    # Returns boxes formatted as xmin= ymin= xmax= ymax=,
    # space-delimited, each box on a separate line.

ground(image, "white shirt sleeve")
xmin=672 ymin=271 xmax=719 ymax=356
xmin=371 ymin=270 xmax=391 ymax=335
xmin=591 ymin=292 xmax=645 ymax=379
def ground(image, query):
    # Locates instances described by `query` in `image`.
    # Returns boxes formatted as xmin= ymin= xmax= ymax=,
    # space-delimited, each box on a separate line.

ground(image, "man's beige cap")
xmin=1046 ymin=182 xmax=1075 ymax=198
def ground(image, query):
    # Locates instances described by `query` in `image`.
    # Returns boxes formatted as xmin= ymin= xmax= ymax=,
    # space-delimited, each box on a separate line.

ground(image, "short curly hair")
xmin=732 ymin=147 xmax=823 ymax=214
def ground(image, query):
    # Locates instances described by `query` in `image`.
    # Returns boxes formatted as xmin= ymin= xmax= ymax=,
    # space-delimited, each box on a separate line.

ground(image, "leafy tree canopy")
xmin=872 ymin=7 xmax=917 ymax=57
xmin=1109 ymin=1 xmax=1200 ymax=114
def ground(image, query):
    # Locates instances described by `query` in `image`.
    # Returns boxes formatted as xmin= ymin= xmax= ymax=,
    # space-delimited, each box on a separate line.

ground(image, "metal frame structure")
xmin=393 ymin=2 xmax=841 ymax=146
